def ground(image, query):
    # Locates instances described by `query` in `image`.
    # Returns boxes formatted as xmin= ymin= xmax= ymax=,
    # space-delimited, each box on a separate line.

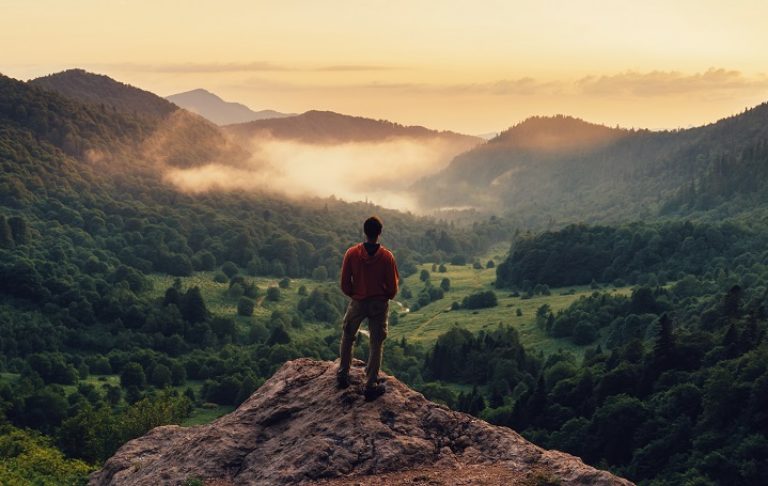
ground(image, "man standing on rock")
xmin=337 ymin=216 xmax=399 ymax=400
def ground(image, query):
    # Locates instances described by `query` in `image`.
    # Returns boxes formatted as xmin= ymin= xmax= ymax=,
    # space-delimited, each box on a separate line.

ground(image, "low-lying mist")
xmin=163 ymin=136 xmax=474 ymax=211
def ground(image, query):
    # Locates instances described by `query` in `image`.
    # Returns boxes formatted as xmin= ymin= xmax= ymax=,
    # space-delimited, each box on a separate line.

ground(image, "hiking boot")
xmin=336 ymin=371 xmax=350 ymax=389
xmin=363 ymin=382 xmax=386 ymax=401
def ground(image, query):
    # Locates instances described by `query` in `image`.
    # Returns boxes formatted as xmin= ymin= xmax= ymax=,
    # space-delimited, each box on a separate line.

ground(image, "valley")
xmin=0 ymin=68 xmax=767 ymax=485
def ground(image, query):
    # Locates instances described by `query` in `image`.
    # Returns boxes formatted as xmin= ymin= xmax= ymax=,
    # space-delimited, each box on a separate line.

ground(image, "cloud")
xmin=99 ymin=61 xmax=399 ymax=74
xmin=227 ymin=77 xmax=563 ymax=97
xmin=315 ymin=64 xmax=400 ymax=72
xmin=577 ymin=68 xmax=768 ymax=97
xmin=447 ymin=78 xmax=564 ymax=96
xmin=229 ymin=67 xmax=768 ymax=100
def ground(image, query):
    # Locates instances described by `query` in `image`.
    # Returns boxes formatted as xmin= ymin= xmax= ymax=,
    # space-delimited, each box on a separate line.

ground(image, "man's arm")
xmin=340 ymin=249 xmax=354 ymax=297
xmin=386 ymin=254 xmax=399 ymax=300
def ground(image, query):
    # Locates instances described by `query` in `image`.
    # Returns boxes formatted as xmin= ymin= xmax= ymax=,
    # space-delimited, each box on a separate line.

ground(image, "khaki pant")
xmin=339 ymin=298 xmax=389 ymax=387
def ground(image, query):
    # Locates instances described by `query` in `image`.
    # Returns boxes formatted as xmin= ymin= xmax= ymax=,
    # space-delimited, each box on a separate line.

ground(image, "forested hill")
xmin=224 ymin=109 xmax=483 ymax=146
xmin=0 ymin=72 xmax=152 ymax=159
xmin=24 ymin=69 xmax=247 ymax=170
xmin=414 ymin=105 xmax=768 ymax=225
xmin=30 ymin=69 xmax=176 ymax=119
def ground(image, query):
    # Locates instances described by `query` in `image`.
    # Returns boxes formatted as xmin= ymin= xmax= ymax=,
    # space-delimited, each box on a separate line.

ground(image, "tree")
xmin=573 ymin=321 xmax=597 ymax=345
xmin=462 ymin=290 xmax=498 ymax=309
xmin=236 ymin=375 xmax=260 ymax=405
xmin=105 ymin=385 xmax=122 ymax=405
xmin=237 ymin=297 xmax=255 ymax=316
xmin=120 ymin=363 xmax=147 ymax=389
xmin=7 ymin=216 xmax=29 ymax=245
xmin=590 ymin=394 xmax=649 ymax=465
xmin=266 ymin=286 xmax=281 ymax=302
xmin=181 ymin=287 xmax=208 ymax=323
xmin=440 ymin=278 xmax=451 ymax=292
xmin=150 ymin=364 xmax=172 ymax=388
xmin=311 ymin=266 xmax=328 ymax=280
xmin=420 ymin=269 xmax=430 ymax=282
xmin=723 ymin=284 xmax=742 ymax=317
xmin=170 ymin=363 xmax=187 ymax=386
xmin=652 ymin=313 xmax=676 ymax=370
xmin=221 ymin=261 xmax=239 ymax=278
xmin=0 ymin=215 xmax=13 ymax=248
xmin=267 ymin=325 xmax=291 ymax=345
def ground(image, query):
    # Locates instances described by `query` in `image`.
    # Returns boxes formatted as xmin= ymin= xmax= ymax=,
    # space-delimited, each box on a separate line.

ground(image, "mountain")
xmin=224 ymin=109 xmax=483 ymax=146
xmin=28 ymin=69 xmax=248 ymax=168
xmin=0 ymin=72 xmax=157 ymax=166
xmin=30 ymin=69 xmax=176 ymax=119
xmin=414 ymin=108 xmax=768 ymax=225
xmin=90 ymin=359 xmax=631 ymax=485
xmin=166 ymin=88 xmax=294 ymax=125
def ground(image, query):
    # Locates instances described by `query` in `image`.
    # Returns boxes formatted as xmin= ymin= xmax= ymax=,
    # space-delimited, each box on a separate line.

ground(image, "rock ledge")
xmin=90 ymin=359 xmax=633 ymax=485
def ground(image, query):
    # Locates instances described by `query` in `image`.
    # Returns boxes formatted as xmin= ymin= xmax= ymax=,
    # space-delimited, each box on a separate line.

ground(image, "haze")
xmin=164 ymin=136 xmax=470 ymax=211
xmin=3 ymin=0 xmax=768 ymax=134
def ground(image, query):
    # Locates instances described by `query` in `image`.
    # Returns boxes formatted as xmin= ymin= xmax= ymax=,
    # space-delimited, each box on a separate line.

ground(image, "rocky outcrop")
xmin=90 ymin=359 xmax=634 ymax=485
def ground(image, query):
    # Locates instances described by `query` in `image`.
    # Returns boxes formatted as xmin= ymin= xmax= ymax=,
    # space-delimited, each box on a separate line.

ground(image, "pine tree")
xmin=0 ymin=215 xmax=13 ymax=249
xmin=652 ymin=313 xmax=676 ymax=370
xmin=8 ymin=216 xmax=28 ymax=245
xmin=723 ymin=285 xmax=742 ymax=317
xmin=181 ymin=287 xmax=208 ymax=323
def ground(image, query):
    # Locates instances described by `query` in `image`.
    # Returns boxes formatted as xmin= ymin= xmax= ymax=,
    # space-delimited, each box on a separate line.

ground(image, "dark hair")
xmin=363 ymin=216 xmax=383 ymax=239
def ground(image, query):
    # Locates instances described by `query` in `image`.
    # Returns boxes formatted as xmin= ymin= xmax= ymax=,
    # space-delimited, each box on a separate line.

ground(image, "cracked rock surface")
xmin=90 ymin=359 xmax=634 ymax=485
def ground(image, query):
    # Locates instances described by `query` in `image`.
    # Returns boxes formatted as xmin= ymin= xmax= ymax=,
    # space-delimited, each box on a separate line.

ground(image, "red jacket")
xmin=340 ymin=243 xmax=399 ymax=301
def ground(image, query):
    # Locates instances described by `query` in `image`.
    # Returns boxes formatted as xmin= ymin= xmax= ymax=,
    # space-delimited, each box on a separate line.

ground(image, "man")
xmin=337 ymin=216 xmax=399 ymax=400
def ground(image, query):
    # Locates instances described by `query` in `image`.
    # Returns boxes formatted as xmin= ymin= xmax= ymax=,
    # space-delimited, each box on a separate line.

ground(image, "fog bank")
xmin=163 ymin=136 xmax=473 ymax=211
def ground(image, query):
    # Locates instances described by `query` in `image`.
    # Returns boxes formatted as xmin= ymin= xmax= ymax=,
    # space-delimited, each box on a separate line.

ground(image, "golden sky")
xmin=3 ymin=0 xmax=768 ymax=133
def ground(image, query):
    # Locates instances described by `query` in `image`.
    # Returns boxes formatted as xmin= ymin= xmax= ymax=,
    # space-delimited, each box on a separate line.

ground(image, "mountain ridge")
xmin=26 ymin=69 xmax=249 ymax=169
xmin=414 ymin=103 xmax=768 ymax=223
xmin=166 ymin=88 xmax=295 ymax=125
xmin=90 ymin=359 xmax=632 ymax=485
xmin=224 ymin=109 xmax=483 ymax=146
xmin=30 ymin=69 xmax=176 ymax=119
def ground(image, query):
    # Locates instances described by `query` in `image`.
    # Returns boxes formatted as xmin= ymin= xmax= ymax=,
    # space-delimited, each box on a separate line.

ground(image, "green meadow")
xmin=146 ymin=273 xmax=336 ymax=342
xmin=389 ymin=244 xmax=631 ymax=356
xmin=145 ymin=245 xmax=632 ymax=358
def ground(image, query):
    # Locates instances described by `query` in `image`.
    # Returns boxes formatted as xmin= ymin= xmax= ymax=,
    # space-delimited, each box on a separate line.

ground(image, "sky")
xmin=2 ymin=0 xmax=768 ymax=134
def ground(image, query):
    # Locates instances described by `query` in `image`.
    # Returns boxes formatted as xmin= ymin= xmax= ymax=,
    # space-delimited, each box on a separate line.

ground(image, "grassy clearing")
xmin=146 ymin=272 xmax=338 ymax=342
xmin=182 ymin=405 xmax=235 ymax=426
xmin=390 ymin=244 xmax=631 ymax=356
xmin=146 ymin=273 xmax=319 ymax=320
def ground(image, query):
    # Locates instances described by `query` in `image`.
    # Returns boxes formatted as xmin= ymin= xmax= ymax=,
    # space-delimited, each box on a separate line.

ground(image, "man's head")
xmin=363 ymin=216 xmax=383 ymax=242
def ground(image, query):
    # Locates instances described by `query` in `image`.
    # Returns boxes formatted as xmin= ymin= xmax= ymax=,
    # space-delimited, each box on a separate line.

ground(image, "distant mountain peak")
xmin=177 ymin=88 xmax=222 ymax=99
xmin=90 ymin=359 xmax=630 ymax=485
xmin=166 ymin=89 xmax=294 ymax=125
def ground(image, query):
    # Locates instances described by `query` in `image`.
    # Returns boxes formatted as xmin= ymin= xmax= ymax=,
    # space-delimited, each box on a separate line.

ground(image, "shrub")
xmin=237 ymin=297 xmax=255 ymax=316
xmin=266 ymin=287 xmax=281 ymax=302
